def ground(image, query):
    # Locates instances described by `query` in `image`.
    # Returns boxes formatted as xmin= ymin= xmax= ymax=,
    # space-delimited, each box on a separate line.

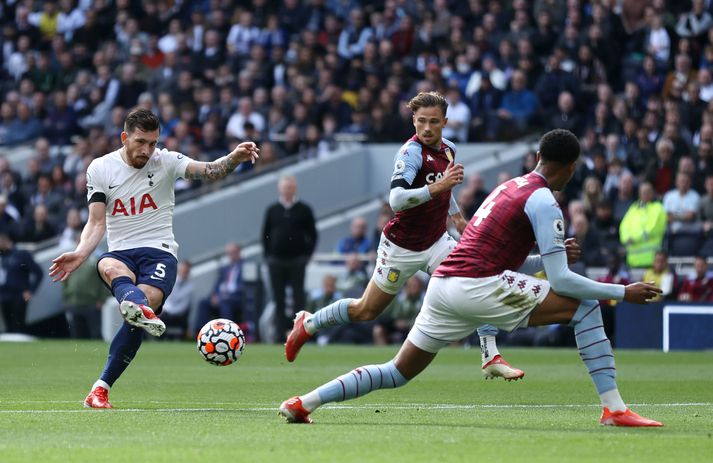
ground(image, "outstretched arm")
xmin=49 ymin=201 xmax=107 ymax=282
xmin=184 ymin=141 xmax=259 ymax=181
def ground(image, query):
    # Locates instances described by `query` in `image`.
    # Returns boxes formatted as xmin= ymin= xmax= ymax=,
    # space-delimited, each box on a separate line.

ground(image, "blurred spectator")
xmin=20 ymin=204 xmax=56 ymax=243
xmin=678 ymin=255 xmax=713 ymax=301
xmin=336 ymin=216 xmax=371 ymax=255
xmin=645 ymin=138 xmax=676 ymax=196
xmin=262 ymin=175 xmax=317 ymax=342
xmin=619 ymin=182 xmax=667 ymax=268
xmin=699 ymin=175 xmax=713 ymax=256
xmin=0 ymin=232 xmax=43 ymax=333
xmin=443 ymin=87 xmax=470 ymax=143
xmin=675 ymin=0 xmax=712 ymax=40
xmin=548 ymin=90 xmax=583 ymax=135
xmin=468 ymin=72 xmax=502 ymax=141
xmin=663 ymin=171 xmax=702 ymax=256
xmin=226 ymin=97 xmax=265 ymax=141
xmin=195 ymin=242 xmax=244 ymax=337
xmin=597 ymin=253 xmax=631 ymax=340
xmin=609 ymin=171 xmax=636 ymax=225
xmin=161 ymin=261 xmax=194 ymax=340
xmin=373 ymin=275 xmax=423 ymax=345
xmin=489 ymin=69 xmax=538 ymax=139
xmin=568 ymin=213 xmax=605 ymax=267
xmin=58 ymin=207 xmax=82 ymax=249
xmin=642 ymin=251 xmax=677 ymax=301
xmin=62 ymin=244 xmax=105 ymax=339
xmin=5 ymin=102 xmax=42 ymax=146
xmin=336 ymin=253 xmax=369 ymax=298
xmin=0 ymin=195 xmax=19 ymax=240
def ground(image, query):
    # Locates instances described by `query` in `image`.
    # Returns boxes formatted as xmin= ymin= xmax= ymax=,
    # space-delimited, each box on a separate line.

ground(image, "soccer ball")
xmin=196 ymin=318 xmax=245 ymax=366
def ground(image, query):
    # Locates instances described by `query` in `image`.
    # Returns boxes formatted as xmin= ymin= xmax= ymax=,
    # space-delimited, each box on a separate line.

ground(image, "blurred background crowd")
xmin=3 ymin=0 xmax=713 ymax=344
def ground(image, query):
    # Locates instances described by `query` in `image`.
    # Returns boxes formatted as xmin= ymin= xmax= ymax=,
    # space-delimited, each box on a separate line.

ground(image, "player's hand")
xmin=49 ymin=251 xmax=86 ymax=283
xmin=623 ymin=282 xmax=662 ymax=304
xmin=439 ymin=161 xmax=465 ymax=190
xmin=564 ymin=238 xmax=581 ymax=264
xmin=230 ymin=141 xmax=260 ymax=164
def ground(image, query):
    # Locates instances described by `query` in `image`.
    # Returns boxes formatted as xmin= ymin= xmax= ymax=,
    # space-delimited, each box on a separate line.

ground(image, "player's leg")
xmin=279 ymin=340 xmax=436 ymax=423
xmin=528 ymin=290 xmax=662 ymax=426
xmin=85 ymin=257 xmax=147 ymax=408
xmin=285 ymin=279 xmax=397 ymax=362
xmin=426 ymin=233 xmax=524 ymax=381
xmin=285 ymin=236 xmax=420 ymax=361
xmin=476 ymin=324 xmax=524 ymax=380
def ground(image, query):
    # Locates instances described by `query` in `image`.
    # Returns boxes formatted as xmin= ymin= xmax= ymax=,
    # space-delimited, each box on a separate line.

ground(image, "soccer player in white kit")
xmin=49 ymin=108 xmax=258 ymax=408
xmin=279 ymin=129 xmax=663 ymax=427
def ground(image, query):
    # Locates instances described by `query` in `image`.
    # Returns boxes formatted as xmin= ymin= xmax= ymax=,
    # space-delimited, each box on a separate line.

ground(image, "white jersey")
xmin=86 ymin=147 xmax=192 ymax=257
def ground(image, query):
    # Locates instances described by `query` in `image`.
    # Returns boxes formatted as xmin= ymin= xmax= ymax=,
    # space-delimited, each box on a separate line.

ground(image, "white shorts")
xmin=407 ymin=271 xmax=550 ymax=353
xmin=371 ymin=232 xmax=456 ymax=295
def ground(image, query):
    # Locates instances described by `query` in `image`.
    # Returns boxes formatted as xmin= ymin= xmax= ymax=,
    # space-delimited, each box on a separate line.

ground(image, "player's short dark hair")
xmin=407 ymin=91 xmax=448 ymax=117
xmin=539 ymin=129 xmax=581 ymax=164
xmin=124 ymin=108 xmax=160 ymax=134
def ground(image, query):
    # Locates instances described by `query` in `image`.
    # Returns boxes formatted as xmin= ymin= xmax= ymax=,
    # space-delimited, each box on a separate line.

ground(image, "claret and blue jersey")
xmin=383 ymin=134 xmax=457 ymax=251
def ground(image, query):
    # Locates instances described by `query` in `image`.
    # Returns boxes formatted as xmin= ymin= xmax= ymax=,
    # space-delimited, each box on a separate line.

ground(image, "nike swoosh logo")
xmin=108 ymin=184 xmax=120 ymax=189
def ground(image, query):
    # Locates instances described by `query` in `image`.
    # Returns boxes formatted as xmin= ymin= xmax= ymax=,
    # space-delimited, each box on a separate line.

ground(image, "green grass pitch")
xmin=1 ymin=341 xmax=711 ymax=462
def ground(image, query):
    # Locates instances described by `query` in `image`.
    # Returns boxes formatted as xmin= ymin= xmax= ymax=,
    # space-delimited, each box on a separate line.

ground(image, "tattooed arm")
xmin=184 ymin=141 xmax=260 ymax=180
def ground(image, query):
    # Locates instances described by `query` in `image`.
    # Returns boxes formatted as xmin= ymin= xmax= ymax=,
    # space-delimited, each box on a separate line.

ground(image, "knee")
xmin=101 ymin=265 xmax=124 ymax=282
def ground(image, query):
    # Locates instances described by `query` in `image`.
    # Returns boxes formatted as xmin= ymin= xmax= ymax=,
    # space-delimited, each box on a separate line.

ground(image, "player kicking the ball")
xmin=49 ymin=108 xmax=258 ymax=408
xmin=279 ymin=129 xmax=663 ymax=427
xmin=285 ymin=91 xmax=523 ymax=380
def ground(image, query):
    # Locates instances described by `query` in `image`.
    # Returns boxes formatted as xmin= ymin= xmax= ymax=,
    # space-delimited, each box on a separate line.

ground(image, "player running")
xmin=49 ymin=108 xmax=258 ymax=408
xmin=279 ymin=129 xmax=663 ymax=427
xmin=285 ymin=91 xmax=523 ymax=380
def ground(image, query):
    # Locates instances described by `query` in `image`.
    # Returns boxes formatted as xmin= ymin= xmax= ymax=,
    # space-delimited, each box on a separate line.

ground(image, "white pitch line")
xmin=0 ymin=403 xmax=709 ymax=414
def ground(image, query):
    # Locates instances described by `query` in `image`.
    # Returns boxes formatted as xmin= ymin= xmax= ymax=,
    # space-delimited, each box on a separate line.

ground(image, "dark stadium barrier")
xmin=615 ymin=302 xmax=713 ymax=351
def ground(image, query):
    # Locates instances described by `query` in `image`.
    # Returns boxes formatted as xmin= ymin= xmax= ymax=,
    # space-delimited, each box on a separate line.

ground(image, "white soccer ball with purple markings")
xmin=196 ymin=318 xmax=245 ymax=366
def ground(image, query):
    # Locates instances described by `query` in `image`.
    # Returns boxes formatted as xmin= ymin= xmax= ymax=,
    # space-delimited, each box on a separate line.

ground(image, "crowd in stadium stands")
xmin=7 ymin=1 xmax=713 ymax=337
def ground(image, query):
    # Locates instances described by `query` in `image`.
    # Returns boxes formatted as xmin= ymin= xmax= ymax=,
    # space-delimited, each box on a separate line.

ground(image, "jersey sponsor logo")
xmin=387 ymin=268 xmax=401 ymax=283
xmin=425 ymin=172 xmax=445 ymax=184
xmin=111 ymin=193 xmax=158 ymax=216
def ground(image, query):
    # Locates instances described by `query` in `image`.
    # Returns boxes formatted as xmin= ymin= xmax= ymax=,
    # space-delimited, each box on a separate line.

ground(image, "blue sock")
xmin=306 ymin=298 xmax=354 ymax=333
xmin=570 ymin=300 xmax=616 ymax=395
xmin=301 ymin=360 xmax=408 ymax=411
xmin=99 ymin=322 xmax=144 ymax=387
xmin=111 ymin=276 xmax=149 ymax=306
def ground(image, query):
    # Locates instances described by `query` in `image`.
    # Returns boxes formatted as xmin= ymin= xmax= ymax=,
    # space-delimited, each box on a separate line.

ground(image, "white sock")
xmin=600 ymin=388 xmax=626 ymax=412
xmin=480 ymin=335 xmax=500 ymax=365
xmin=92 ymin=379 xmax=111 ymax=391
xmin=299 ymin=391 xmax=322 ymax=412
